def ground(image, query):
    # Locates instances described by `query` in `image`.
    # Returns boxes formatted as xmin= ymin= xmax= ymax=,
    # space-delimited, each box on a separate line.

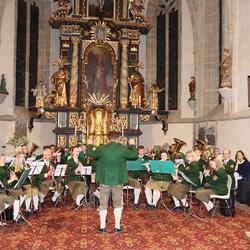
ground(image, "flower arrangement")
xmin=7 ymin=135 xmax=28 ymax=147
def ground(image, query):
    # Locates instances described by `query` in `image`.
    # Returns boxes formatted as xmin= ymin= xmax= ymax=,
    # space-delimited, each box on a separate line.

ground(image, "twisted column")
xmin=119 ymin=39 xmax=130 ymax=109
xmin=69 ymin=36 xmax=80 ymax=107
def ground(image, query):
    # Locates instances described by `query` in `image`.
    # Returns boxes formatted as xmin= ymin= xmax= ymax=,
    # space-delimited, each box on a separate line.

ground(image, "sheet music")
xmin=26 ymin=156 xmax=36 ymax=164
xmin=179 ymin=171 xmax=197 ymax=187
xmin=76 ymin=166 xmax=92 ymax=175
xmin=29 ymin=162 xmax=45 ymax=175
xmin=54 ymin=164 xmax=67 ymax=177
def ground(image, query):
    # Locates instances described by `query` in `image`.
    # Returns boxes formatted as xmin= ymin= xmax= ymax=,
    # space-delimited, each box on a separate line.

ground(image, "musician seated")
xmin=127 ymin=145 xmax=151 ymax=209
xmin=195 ymin=157 xmax=228 ymax=216
xmin=65 ymin=146 xmax=87 ymax=208
xmin=9 ymin=153 xmax=40 ymax=216
xmin=168 ymin=143 xmax=185 ymax=162
xmin=0 ymin=153 xmax=26 ymax=224
xmin=234 ymin=150 xmax=250 ymax=185
xmin=35 ymin=147 xmax=63 ymax=207
xmin=168 ymin=151 xmax=201 ymax=211
xmin=194 ymin=148 xmax=207 ymax=173
xmin=222 ymin=149 xmax=236 ymax=189
xmin=144 ymin=150 xmax=172 ymax=210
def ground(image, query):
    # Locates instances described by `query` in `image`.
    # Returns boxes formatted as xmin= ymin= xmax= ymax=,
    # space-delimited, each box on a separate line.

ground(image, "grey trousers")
xmin=99 ymin=184 xmax=123 ymax=210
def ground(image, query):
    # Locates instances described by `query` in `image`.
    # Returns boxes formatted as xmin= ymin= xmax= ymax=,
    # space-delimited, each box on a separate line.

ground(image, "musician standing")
xmin=87 ymin=133 xmax=138 ymax=234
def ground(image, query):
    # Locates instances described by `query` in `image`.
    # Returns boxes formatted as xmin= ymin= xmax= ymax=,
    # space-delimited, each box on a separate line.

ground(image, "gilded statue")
xmin=86 ymin=93 xmax=113 ymax=147
xmin=51 ymin=58 xmax=70 ymax=107
xmin=148 ymin=83 xmax=164 ymax=115
xmin=53 ymin=0 xmax=72 ymax=17
xmin=128 ymin=61 xmax=145 ymax=108
xmin=220 ymin=48 xmax=232 ymax=88
xmin=188 ymin=76 xmax=196 ymax=101
xmin=128 ymin=0 xmax=145 ymax=21
xmin=31 ymin=79 xmax=47 ymax=111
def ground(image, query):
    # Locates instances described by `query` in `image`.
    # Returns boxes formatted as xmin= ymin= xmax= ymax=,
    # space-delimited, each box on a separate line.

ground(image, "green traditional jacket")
xmin=223 ymin=159 xmax=236 ymax=189
xmin=179 ymin=161 xmax=201 ymax=188
xmin=9 ymin=165 xmax=31 ymax=187
xmin=61 ymin=151 xmax=71 ymax=164
xmin=130 ymin=155 xmax=151 ymax=179
xmin=0 ymin=164 xmax=9 ymax=188
xmin=35 ymin=154 xmax=43 ymax=161
xmin=197 ymin=158 xmax=207 ymax=172
xmin=65 ymin=157 xmax=85 ymax=184
xmin=79 ymin=151 xmax=87 ymax=163
xmin=87 ymin=142 xmax=138 ymax=185
xmin=205 ymin=168 xmax=228 ymax=195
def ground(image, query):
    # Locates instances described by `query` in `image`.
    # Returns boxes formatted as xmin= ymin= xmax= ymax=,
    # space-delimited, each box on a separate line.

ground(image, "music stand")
xmin=13 ymin=168 xmax=34 ymax=228
xmin=178 ymin=171 xmax=207 ymax=222
xmin=149 ymin=160 xmax=176 ymax=215
xmin=54 ymin=164 xmax=67 ymax=206
xmin=74 ymin=166 xmax=92 ymax=211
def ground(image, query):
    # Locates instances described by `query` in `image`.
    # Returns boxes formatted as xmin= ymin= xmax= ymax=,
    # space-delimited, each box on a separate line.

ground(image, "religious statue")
xmin=128 ymin=61 xmax=145 ymax=109
xmin=220 ymin=48 xmax=232 ymax=88
xmin=148 ymin=83 xmax=164 ymax=115
xmin=53 ymin=0 xmax=72 ymax=17
xmin=86 ymin=93 xmax=113 ymax=146
xmin=31 ymin=79 xmax=47 ymax=111
xmin=0 ymin=74 xmax=8 ymax=94
xmin=128 ymin=0 xmax=145 ymax=21
xmin=51 ymin=58 xmax=70 ymax=107
xmin=188 ymin=76 xmax=196 ymax=101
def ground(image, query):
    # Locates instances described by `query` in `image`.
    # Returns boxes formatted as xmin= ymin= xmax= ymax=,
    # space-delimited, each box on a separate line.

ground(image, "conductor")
xmin=87 ymin=133 xmax=138 ymax=234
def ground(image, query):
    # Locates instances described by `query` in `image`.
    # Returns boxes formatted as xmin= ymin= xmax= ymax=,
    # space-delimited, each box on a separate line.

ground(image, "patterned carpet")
xmin=0 ymin=200 xmax=250 ymax=250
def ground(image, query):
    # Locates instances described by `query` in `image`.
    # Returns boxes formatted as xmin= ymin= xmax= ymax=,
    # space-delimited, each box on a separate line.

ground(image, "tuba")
xmin=29 ymin=142 xmax=39 ymax=156
xmin=172 ymin=138 xmax=186 ymax=159
xmin=195 ymin=139 xmax=212 ymax=160
xmin=195 ymin=139 xmax=207 ymax=152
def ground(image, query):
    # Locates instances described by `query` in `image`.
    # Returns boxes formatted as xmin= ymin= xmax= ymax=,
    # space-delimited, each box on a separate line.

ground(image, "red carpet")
xmin=0 ymin=202 xmax=250 ymax=249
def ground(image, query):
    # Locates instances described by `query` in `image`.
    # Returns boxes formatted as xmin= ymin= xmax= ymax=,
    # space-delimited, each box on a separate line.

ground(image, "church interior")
xmin=0 ymin=0 xmax=250 ymax=249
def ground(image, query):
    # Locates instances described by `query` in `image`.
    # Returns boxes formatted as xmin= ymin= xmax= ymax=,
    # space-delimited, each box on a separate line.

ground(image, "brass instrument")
xmin=195 ymin=139 xmax=207 ymax=152
xmin=172 ymin=138 xmax=186 ymax=160
xmin=29 ymin=142 xmax=39 ymax=156
xmin=194 ymin=139 xmax=213 ymax=161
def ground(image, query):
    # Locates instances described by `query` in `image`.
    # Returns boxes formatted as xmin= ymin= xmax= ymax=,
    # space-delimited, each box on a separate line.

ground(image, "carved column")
xmin=74 ymin=0 xmax=80 ymax=15
xmin=69 ymin=36 xmax=81 ymax=107
xmin=120 ymin=39 xmax=130 ymax=109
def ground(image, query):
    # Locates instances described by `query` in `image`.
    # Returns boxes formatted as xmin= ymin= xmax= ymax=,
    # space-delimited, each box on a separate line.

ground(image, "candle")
xmin=121 ymin=126 xmax=124 ymax=137
xmin=136 ymin=117 xmax=138 ymax=130
xmin=59 ymin=122 xmax=62 ymax=128
xmin=75 ymin=125 xmax=77 ymax=137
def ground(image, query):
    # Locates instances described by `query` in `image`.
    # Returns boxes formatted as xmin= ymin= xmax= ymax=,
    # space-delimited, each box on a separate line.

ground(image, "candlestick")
xmin=121 ymin=126 xmax=124 ymax=137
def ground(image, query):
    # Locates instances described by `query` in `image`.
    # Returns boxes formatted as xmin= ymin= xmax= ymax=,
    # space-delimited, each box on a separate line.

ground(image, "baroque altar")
xmin=29 ymin=0 xmax=169 ymax=147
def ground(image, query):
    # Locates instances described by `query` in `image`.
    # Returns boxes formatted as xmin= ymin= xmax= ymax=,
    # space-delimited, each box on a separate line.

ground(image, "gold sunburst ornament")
xmin=90 ymin=21 xmax=111 ymax=41
xmin=88 ymin=92 xmax=111 ymax=106
xmin=53 ymin=57 xmax=69 ymax=68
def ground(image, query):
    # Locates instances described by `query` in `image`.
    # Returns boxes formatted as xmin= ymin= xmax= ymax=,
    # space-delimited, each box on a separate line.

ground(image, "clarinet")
xmin=0 ymin=181 xmax=12 ymax=196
